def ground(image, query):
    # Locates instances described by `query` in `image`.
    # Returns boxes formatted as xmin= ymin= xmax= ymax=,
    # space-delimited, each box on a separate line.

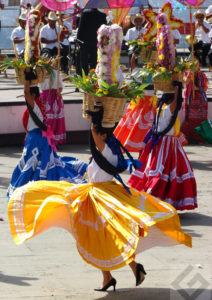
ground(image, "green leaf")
xmin=81 ymin=69 xmax=86 ymax=81
xmin=100 ymin=80 xmax=110 ymax=89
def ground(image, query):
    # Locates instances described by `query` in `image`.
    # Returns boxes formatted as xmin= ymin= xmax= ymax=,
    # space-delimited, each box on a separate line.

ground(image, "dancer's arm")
xmin=24 ymin=67 xmax=34 ymax=108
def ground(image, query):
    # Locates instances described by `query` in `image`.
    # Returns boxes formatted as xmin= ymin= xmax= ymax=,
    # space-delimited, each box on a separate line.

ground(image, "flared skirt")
xmin=8 ymin=180 xmax=191 ymax=271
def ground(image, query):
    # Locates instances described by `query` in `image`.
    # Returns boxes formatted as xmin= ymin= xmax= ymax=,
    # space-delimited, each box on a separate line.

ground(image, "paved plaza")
xmin=0 ymin=143 xmax=211 ymax=300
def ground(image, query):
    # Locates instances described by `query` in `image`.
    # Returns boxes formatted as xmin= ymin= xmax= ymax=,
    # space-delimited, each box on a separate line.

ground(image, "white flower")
xmin=100 ymin=55 xmax=108 ymax=63
xmin=99 ymin=65 xmax=107 ymax=73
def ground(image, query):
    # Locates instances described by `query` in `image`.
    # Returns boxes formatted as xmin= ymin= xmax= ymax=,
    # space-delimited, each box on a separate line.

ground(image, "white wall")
xmin=0 ymin=102 xmax=211 ymax=135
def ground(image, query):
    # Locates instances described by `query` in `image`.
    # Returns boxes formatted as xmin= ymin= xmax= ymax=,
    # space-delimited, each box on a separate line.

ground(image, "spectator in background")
xmin=192 ymin=10 xmax=211 ymax=67
xmin=11 ymin=13 xmax=26 ymax=58
xmin=40 ymin=11 xmax=59 ymax=58
xmin=77 ymin=8 xmax=107 ymax=75
xmin=125 ymin=14 xmax=145 ymax=42
xmin=124 ymin=14 xmax=146 ymax=66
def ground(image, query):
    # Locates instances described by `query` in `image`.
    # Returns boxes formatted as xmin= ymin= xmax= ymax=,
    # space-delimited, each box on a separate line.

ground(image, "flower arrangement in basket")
xmin=0 ymin=56 xmax=55 ymax=85
xmin=137 ymin=54 xmax=199 ymax=91
xmin=173 ymin=56 xmax=199 ymax=81
xmin=137 ymin=63 xmax=174 ymax=91
xmin=128 ymin=38 xmax=157 ymax=63
xmin=68 ymin=24 xmax=148 ymax=123
xmin=0 ymin=10 xmax=54 ymax=84
xmin=68 ymin=69 xmax=147 ymax=122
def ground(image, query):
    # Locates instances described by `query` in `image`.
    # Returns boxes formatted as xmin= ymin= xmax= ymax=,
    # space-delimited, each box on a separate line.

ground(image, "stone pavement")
xmin=0 ymin=143 xmax=212 ymax=300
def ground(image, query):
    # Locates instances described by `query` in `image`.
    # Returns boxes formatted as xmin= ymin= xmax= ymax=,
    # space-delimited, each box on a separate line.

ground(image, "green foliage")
xmin=67 ymin=69 xmax=149 ymax=101
xmin=0 ymin=56 xmax=55 ymax=75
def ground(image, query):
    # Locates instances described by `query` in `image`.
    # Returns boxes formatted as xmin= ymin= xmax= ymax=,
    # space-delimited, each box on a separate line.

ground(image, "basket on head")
xmin=14 ymin=66 xmax=48 ymax=85
xmin=140 ymin=49 xmax=158 ymax=64
xmin=83 ymin=93 xmax=127 ymax=124
xmin=153 ymin=75 xmax=174 ymax=92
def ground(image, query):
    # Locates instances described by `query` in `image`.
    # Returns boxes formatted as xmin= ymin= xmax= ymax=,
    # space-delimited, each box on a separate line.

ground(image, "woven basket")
xmin=15 ymin=66 xmax=47 ymax=85
xmin=153 ymin=75 xmax=174 ymax=92
xmin=141 ymin=49 xmax=158 ymax=64
xmin=83 ymin=93 xmax=127 ymax=124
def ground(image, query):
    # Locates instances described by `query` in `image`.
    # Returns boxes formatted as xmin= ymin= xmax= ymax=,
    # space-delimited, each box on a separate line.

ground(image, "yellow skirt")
xmin=8 ymin=180 xmax=191 ymax=271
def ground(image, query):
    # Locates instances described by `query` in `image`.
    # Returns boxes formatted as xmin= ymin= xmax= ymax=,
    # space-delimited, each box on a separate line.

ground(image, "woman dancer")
xmin=39 ymin=69 xmax=66 ymax=145
xmin=7 ymin=68 xmax=87 ymax=198
xmin=128 ymin=78 xmax=197 ymax=211
xmin=181 ymin=66 xmax=208 ymax=143
xmin=8 ymin=102 xmax=191 ymax=291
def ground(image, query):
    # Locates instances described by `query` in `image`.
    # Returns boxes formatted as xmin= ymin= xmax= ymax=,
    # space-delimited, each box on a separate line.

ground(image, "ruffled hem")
xmin=8 ymin=180 xmax=191 ymax=271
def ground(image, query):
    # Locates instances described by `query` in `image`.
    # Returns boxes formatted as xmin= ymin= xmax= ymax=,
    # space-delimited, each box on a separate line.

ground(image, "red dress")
xmin=114 ymin=95 xmax=157 ymax=152
xmin=181 ymin=71 xmax=208 ymax=142
xmin=128 ymin=105 xmax=197 ymax=211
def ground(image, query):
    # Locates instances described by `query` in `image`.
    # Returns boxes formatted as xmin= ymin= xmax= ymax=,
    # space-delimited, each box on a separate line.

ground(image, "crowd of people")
xmin=8 ymin=6 xmax=212 ymax=76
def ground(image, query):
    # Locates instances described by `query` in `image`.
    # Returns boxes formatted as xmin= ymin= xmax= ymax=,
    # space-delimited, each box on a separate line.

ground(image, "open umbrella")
xmin=84 ymin=0 xmax=148 ymax=9
xmin=84 ymin=0 xmax=148 ymax=25
xmin=40 ymin=0 xmax=77 ymax=11
xmin=174 ymin=0 xmax=205 ymax=5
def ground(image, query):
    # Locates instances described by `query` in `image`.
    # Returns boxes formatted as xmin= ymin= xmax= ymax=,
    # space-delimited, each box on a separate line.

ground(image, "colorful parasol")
xmin=174 ymin=0 xmax=205 ymax=6
xmin=84 ymin=0 xmax=148 ymax=9
xmin=40 ymin=0 xmax=77 ymax=11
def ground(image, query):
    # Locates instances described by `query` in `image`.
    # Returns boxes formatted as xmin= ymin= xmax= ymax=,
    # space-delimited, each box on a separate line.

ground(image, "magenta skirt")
xmin=40 ymin=89 xmax=66 ymax=145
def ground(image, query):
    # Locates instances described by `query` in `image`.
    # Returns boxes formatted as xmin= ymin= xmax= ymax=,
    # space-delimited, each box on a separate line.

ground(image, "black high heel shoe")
xmin=136 ymin=263 xmax=147 ymax=286
xmin=94 ymin=278 xmax=117 ymax=292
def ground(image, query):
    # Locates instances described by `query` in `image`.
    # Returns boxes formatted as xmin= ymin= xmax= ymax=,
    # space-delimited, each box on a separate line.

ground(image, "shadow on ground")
xmin=0 ymin=176 xmax=10 ymax=189
xmin=59 ymin=144 xmax=90 ymax=155
xmin=0 ymin=271 xmax=38 ymax=286
xmin=179 ymin=212 xmax=212 ymax=227
xmin=94 ymin=287 xmax=211 ymax=300
xmin=0 ymin=147 xmax=22 ymax=159
xmin=190 ymin=160 xmax=212 ymax=171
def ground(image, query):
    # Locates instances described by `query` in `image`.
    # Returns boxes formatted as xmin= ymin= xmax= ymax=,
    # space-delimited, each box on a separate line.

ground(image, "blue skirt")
xmin=7 ymin=129 xmax=88 ymax=199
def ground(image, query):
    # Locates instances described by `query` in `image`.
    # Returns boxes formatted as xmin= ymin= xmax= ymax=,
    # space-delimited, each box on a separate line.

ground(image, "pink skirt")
xmin=128 ymin=135 xmax=197 ymax=211
xmin=40 ymin=89 xmax=66 ymax=145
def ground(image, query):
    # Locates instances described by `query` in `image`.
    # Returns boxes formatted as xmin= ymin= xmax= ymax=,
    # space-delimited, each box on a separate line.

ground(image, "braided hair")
xmin=145 ymin=81 xmax=183 ymax=145
xmin=24 ymin=69 xmax=47 ymax=131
